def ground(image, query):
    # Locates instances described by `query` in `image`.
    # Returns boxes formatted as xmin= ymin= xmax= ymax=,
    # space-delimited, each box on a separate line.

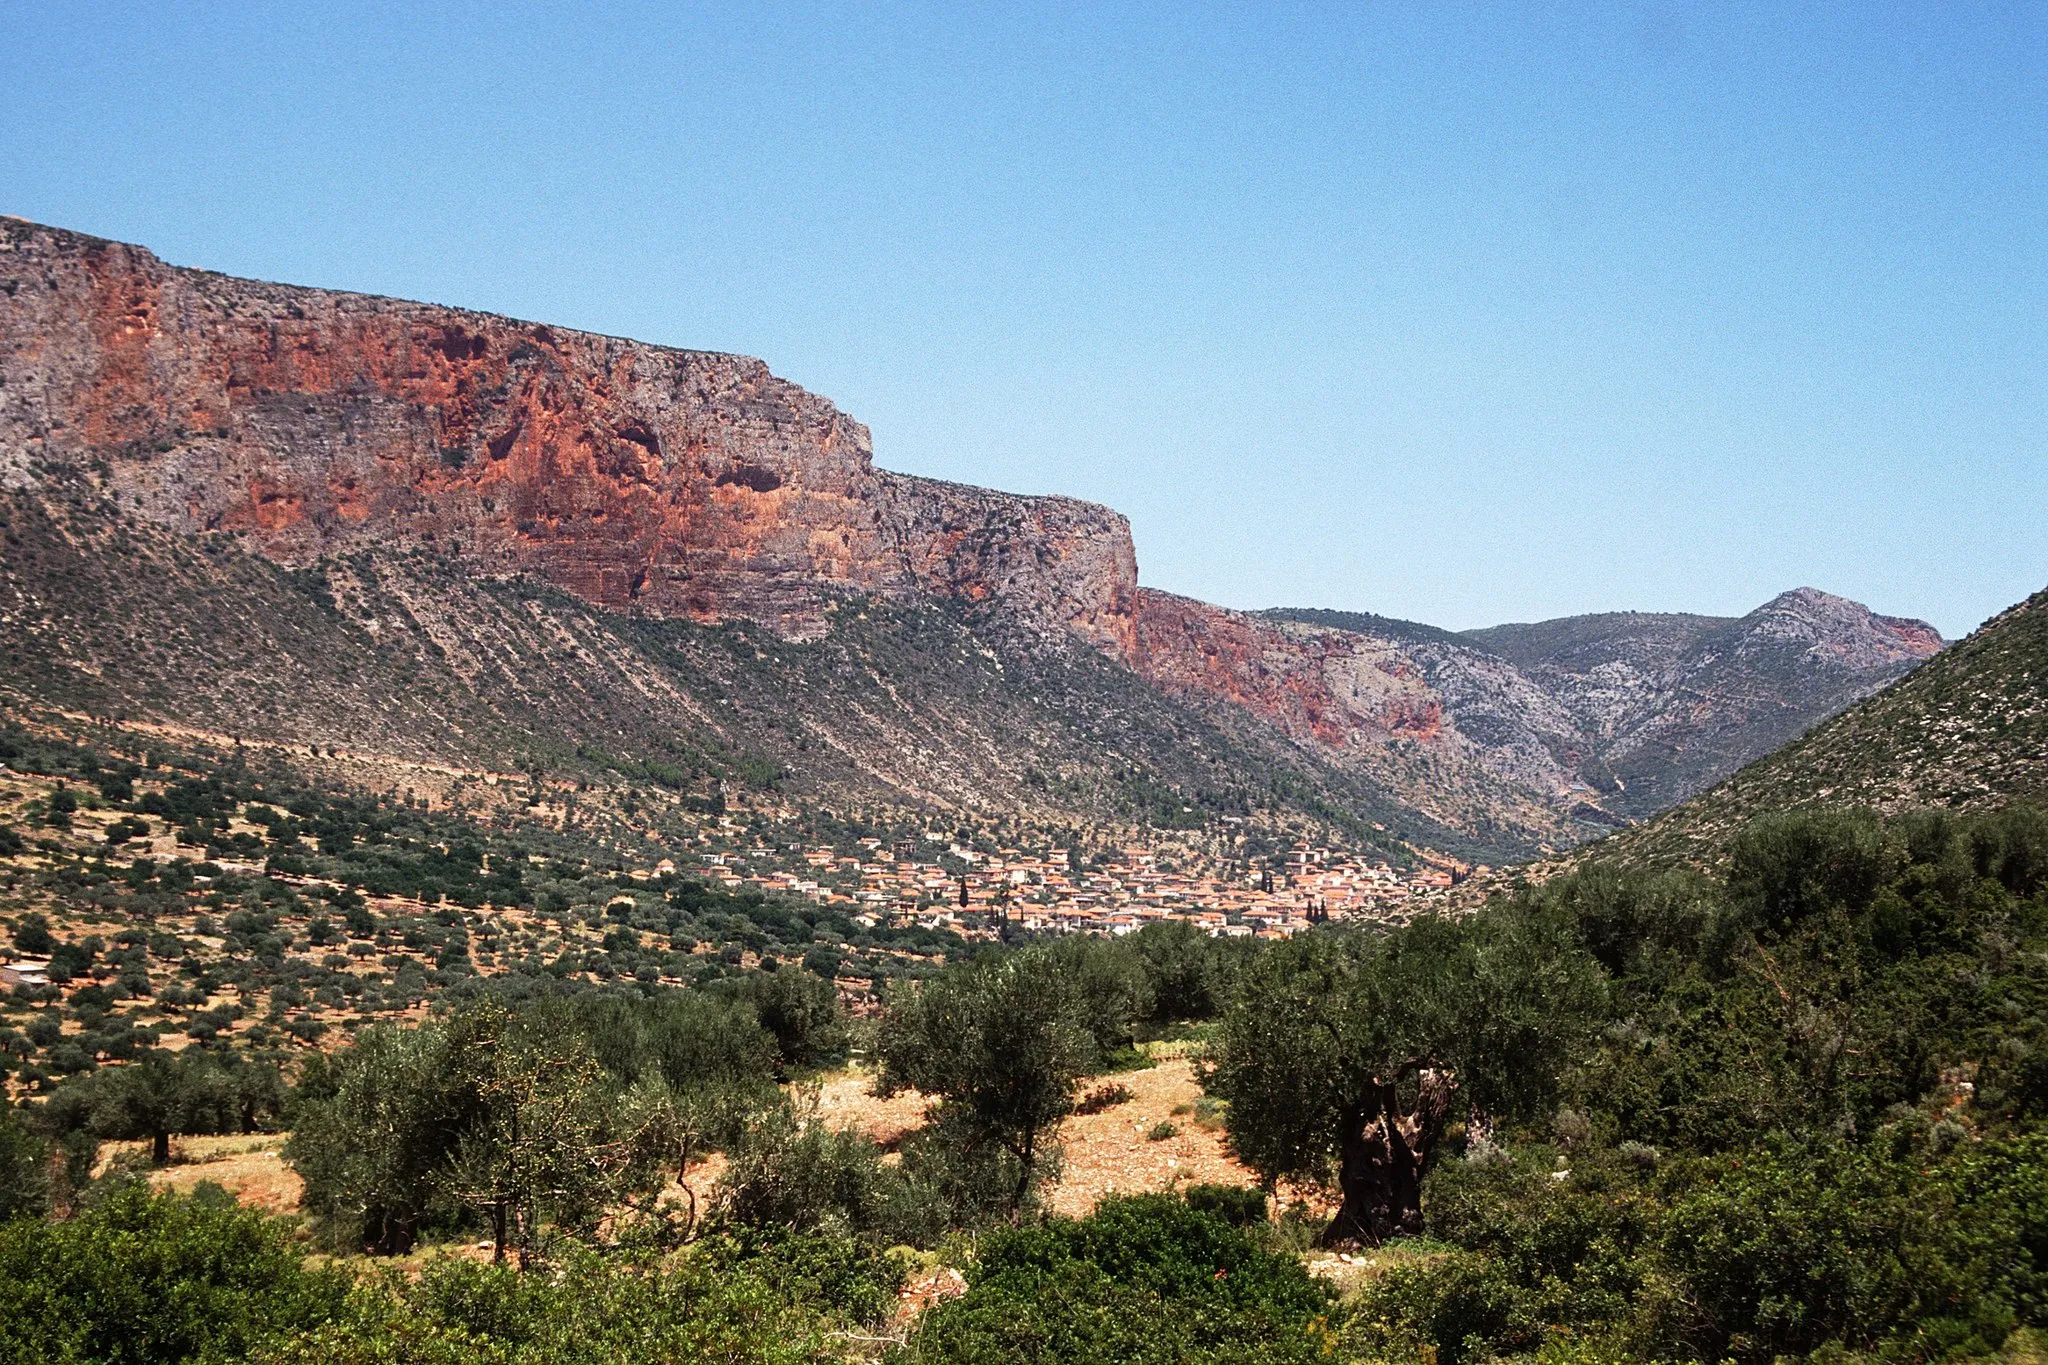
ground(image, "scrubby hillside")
xmin=0 ymin=486 xmax=1499 ymax=863
xmin=1592 ymin=586 xmax=2047 ymax=868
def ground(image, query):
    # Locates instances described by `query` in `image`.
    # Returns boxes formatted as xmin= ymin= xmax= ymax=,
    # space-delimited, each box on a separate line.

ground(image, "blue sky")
xmin=5 ymin=3 xmax=2042 ymax=638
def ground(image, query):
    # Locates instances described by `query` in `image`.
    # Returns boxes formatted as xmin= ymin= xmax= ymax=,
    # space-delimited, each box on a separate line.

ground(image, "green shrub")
xmin=0 ymin=1183 xmax=345 ymax=1364
xmin=256 ymin=1240 xmax=879 ymax=1365
xmin=898 ymin=1193 xmax=1337 ymax=1364
xmin=0 ymin=1103 xmax=51 ymax=1220
xmin=1182 ymin=1182 xmax=1266 ymax=1229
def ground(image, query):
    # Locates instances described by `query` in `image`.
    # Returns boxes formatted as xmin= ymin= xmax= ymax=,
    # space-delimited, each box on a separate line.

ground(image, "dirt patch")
xmin=806 ymin=1057 xmax=1259 ymax=1216
xmin=1045 ymin=1058 xmax=1257 ymax=1215
xmin=811 ymin=1067 xmax=928 ymax=1149
xmin=134 ymin=1134 xmax=304 ymax=1215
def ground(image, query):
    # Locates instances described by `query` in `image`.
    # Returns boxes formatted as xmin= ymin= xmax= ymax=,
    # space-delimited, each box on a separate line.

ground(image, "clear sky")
xmin=4 ymin=3 xmax=2042 ymax=638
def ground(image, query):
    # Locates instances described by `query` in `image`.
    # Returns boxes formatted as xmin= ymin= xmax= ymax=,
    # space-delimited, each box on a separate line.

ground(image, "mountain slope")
xmin=1464 ymin=588 xmax=1943 ymax=816
xmin=0 ymin=216 xmax=1946 ymax=861
xmin=1595 ymin=586 xmax=2048 ymax=866
xmin=0 ymin=485 xmax=1506 ymax=863
xmin=1164 ymin=590 xmax=1945 ymax=838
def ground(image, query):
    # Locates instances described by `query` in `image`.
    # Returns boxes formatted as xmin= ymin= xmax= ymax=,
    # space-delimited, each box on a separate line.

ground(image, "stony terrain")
xmin=1465 ymin=587 xmax=1945 ymax=816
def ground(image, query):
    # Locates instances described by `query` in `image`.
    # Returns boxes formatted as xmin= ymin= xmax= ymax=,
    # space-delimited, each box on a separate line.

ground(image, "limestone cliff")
xmin=0 ymin=217 xmax=1948 ymax=858
xmin=0 ymin=217 xmax=1137 ymax=651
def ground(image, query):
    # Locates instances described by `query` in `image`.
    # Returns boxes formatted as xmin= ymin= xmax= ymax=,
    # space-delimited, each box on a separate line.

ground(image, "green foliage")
xmin=1042 ymin=934 xmax=1152 ymax=1063
xmin=878 ymin=945 xmax=1097 ymax=1215
xmin=286 ymin=1012 xmax=496 ymax=1254
xmin=1128 ymin=919 xmax=1245 ymax=1024
xmin=1346 ymin=803 xmax=2048 ymax=1363
xmin=896 ymin=1193 xmax=1337 ymax=1364
xmin=255 ymin=1238 xmax=892 ymax=1365
xmin=745 ymin=966 xmax=849 ymax=1072
xmin=0 ymin=1103 xmax=52 ymax=1221
xmin=289 ymin=993 xmax=788 ymax=1257
xmin=709 ymin=1093 xmax=957 ymax=1246
xmin=1182 ymin=1182 xmax=1267 ymax=1229
xmin=12 ymin=913 xmax=56 ymax=957
xmin=1353 ymin=1129 xmax=2048 ymax=1365
xmin=36 ymin=1051 xmax=284 ymax=1168
xmin=431 ymin=1004 xmax=629 ymax=1262
xmin=1207 ymin=905 xmax=1602 ymax=1239
xmin=0 ymin=1183 xmax=346 ymax=1364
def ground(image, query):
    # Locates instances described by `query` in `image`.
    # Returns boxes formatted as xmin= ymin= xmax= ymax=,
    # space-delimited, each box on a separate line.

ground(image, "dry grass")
xmin=94 ymin=1133 xmax=308 ymax=1216
xmin=1044 ymin=1058 xmax=1258 ymax=1215
xmin=812 ymin=1067 xmax=929 ymax=1149
xmin=805 ymin=1057 xmax=1259 ymax=1215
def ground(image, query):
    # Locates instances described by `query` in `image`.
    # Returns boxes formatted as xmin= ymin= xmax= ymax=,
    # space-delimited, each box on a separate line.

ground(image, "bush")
xmin=0 ymin=1183 xmax=345 ymax=1364
xmin=0 ymin=1103 xmax=51 ymax=1220
xmin=255 ymin=1239 xmax=886 ymax=1365
xmin=712 ymin=1097 xmax=903 ymax=1239
xmin=745 ymin=967 xmax=848 ymax=1072
xmin=899 ymin=1193 xmax=1337 ymax=1364
xmin=1075 ymin=1082 xmax=1132 ymax=1114
xmin=1183 ymin=1183 xmax=1266 ymax=1229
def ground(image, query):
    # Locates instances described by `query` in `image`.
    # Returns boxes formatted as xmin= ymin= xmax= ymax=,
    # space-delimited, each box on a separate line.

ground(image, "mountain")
xmin=0 ymin=216 xmax=1944 ymax=861
xmin=1595 ymin=586 xmax=2048 ymax=867
xmin=1134 ymin=590 xmax=1941 ymax=846
xmin=1462 ymin=588 xmax=1943 ymax=817
xmin=0 ymin=217 xmax=1496 ymax=862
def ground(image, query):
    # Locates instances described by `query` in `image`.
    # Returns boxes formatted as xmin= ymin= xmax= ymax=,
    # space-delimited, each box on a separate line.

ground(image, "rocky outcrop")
xmin=1136 ymin=586 xmax=1945 ymax=835
xmin=0 ymin=217 xmax=1948 ymax=856
xmin=1135 ymin=590 xmax=1604 ymax=844
xmin=1591 ymin=586 xmax=2047 ymax=869
xmin=0 ymin=217 xmax=1138 ymax=648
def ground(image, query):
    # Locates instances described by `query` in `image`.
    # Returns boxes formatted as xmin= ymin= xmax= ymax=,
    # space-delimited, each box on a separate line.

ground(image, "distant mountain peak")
xmin=1744 ymin=587 xmax=1944 ymax=668
xmin=1599 ymin=584 xmax=2048 ymax=868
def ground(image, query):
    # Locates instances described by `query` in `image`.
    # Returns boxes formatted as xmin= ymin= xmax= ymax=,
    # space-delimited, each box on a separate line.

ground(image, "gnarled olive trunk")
xmin=1322 ymin=1068 xmax=1457 ymax=1247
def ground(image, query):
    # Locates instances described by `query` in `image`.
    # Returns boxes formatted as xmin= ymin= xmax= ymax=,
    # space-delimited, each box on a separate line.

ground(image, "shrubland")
xmin=2 ymin=797 xmax=2046 ymax=1362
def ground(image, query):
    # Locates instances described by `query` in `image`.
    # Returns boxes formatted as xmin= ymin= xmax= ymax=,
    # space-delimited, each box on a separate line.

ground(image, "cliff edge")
xmin=0 ymin=217 xmax=1138 ymax=656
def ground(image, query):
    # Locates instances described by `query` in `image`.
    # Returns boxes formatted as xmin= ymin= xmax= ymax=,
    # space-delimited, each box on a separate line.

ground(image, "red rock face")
xmin=0 ymin=219 xmax=1138 ymax=651
xmin=1133 ymin=590 xmax=1444 ymax=749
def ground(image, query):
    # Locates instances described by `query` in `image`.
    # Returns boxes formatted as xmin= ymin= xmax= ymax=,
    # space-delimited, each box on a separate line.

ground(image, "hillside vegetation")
xmin=6 ymin=789 xmax=2048 ymax=1362
xmin=1601 ymin=587 xmax=2048 ymax=868
xmin=0 ymin=487 xmax=1493 ymax=865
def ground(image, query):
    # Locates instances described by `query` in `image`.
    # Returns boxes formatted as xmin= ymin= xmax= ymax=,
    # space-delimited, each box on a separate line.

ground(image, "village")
xmin=677 ymin=828 xmax=1473 ymax=941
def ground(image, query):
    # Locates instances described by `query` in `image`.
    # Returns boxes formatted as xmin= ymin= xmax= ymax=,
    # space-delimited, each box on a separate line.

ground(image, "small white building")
xmin=0 ymin=960 xmax=51 ymax=989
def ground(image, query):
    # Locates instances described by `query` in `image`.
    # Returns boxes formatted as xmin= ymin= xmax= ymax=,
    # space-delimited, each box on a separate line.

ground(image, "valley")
xmin=4 ymin=216 xmax=2044 ymax=1365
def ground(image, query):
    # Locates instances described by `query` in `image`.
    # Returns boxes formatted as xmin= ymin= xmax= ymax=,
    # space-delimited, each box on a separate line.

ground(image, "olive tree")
xmin=435 ymin=1005 xmax=627 ymax=1264
xmin=876 ymin=946 xmax=1095 ymax=1216
xmin=88 ymin=1051 xmax=239 ymax=1166
xmin=1207 ymin=908 xmax=1601 ymax=1245
xmin=287 ymin=1016 xmax=485 ymax=1254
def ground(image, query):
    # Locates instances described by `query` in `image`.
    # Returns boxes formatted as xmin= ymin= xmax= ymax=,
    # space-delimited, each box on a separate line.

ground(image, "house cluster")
xmin=677 ymin=835 xmax=1466 ymax=940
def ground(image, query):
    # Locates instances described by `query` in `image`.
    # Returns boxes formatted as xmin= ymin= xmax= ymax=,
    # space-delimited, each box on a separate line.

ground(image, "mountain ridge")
xmin=1589 ymin=584 xmax=2048 ymax=867
xmin=0 ymin=216 xmax=1944 ymax=859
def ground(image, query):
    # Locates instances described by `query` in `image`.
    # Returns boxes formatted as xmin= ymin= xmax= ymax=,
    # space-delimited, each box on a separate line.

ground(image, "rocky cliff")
xmin=0 ymin=217 xmax=1947 ymax=860
xmin=1134 ymin=587 xmax=1943 ymax=841
xmin=0 ymin=217 xmax=1137 ymax=653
